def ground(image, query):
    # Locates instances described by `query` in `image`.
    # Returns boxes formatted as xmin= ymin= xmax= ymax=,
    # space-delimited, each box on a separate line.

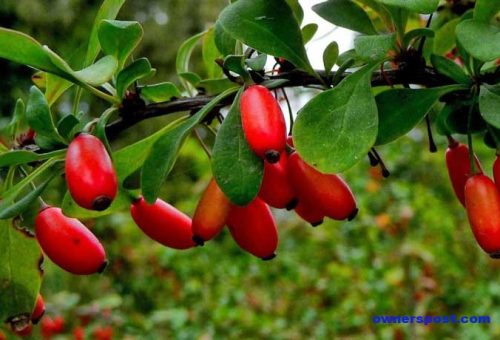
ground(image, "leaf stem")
xmin=281 ymin=88 xmax=294 ymax=135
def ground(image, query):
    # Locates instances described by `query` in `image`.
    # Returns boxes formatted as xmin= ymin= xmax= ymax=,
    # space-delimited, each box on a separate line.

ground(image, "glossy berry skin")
xmin=130 ymin=197 xmax=195 ymax=250
xmin=446 ymin=142 xmax=483 ymax=206
xmin=258 ymin=153 xmax=297 ymax=209
xmin=240 ymin=85 xmax=287 ymax=163
xmin=493 ymin=155 xmax=500 ymax=192
xmin=465 ymin=174 xmax=500 ymax=258
xmin=35 ymin=207 xmax=107 ymax=275
xmin=294 ymin=198 xmax=325 ymax=227
xmin=287 ymin=152 xmax=357 ymax=221
xmin=31 ymin=294 xmax=45 ymax=324
xmin=192 ymin=179 xmax=232 ymax=245
xmin=226 ymin=199 xmax=278 ymax=260
xmin=65 ymin=133 xmax=118 ymax=211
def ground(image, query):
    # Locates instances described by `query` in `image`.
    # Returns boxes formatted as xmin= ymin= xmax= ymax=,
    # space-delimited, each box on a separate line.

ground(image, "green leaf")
xmin=1 ymin=158 xmax=63 ymax=206
xmin=0 ymin=28 xmax=62 ymax=75
xmin=179 ymin=72 xmax=202 ymax=87
xmin=212 ymin=89 xmax=263 ymax=205
xmin=456 ymin=19 xmax=500 ymax=62
xmin=114 ymin=117 xmax=185 ymax=184
xmin=84 ymin=0 xmax=127 ymax=66
xmin=0 ymin=174 xmax=56 ymax=220
xmin=140 ymin=82 xmax=181 ymax=102
xmin=176 ymin=31 xmax=205 ymax=94
xmin=323 ymin=41 xmax=339 ymax=76
xmin=73 ymin=55 xmax=119 ymax=86
xmin=354 ymin=34 xmax=396 ymax=61
xmin=95 ymin=108 xmax=117 ymax=154
xmin=430 ymin=55 xmax=470 ymax=85
xmin=337 ymin=49 xmax=365 ymax=67
xmin=141 ymin=87 xmax=238 ymax=203
xmin=7 ymin=99 xmax=25 ymax=139
xmin=0 ymin=149 xmax=66 ymax=168
xmin=198 ymin=79 xmax=239 ymax=96
xmin=0 ymin=220 xmax=43 ymax=325
xmin=45 ymin=73 xmax=74 ymax=107
xmin=301 ymin=23 xmax=318 ymax=45
xmin=293 ymin=63 xmax=379 ymax=173
xmin=246 ymin=53 xmax=268 ymax=71
xmin=61 ymin=189 xmax=131 ymax=219
xmin=378 ymin=0 xmax=439 ymax=14
xmin=433 ymin=18 xmax=460 ymax=56
xmin=25 ymin=86 xmax=63 ymax=143
xmin=375 ymin=85 xmax=466 ymax=145
xmin=57 ymin=115 xmax=81 ymax=141
xmin=214 ymin=21 xmax=236 ymax=56
xmin=98 ymin=20 xmax=143 ymax=70
xmin=479 ymin=85 xmax=500 ymax=129
xmin=116 ymin=58 xmax=155 ymax=99
xmin=218 ymin=0 xmax=314 ymax=75
xmin=202 ymin=28 xmax=223 ymax=79
xmin=474 ymin=0 xmax=500 ymax=23
xmin=224 ymin=55 xmax=250 ymax=79
xmin=285 ymin=0 xmax=304 ymax=25
xmin=313 ymin=0 xmax=377 ymax=35
xmin=403 ymin=28 xmax=434 ymax=48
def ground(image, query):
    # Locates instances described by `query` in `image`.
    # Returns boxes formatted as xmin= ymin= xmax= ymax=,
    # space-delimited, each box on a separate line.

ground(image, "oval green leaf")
xmin=0 ymin=220 xmax=43 ymax=325
xmin=456 ymin=19 xmax=500 ymax=62
xmin=313 ymin=0 xmax=377 ymax=35
xmin=141 ymin=87 xmax=238 ymax=203
xmin=375 ymin=85 xmax=466 ymax=145
xmin=479 ymin=85 xmax=500 ymax=129
xmin=293 ymin=62 xmax=379 ymax=173
xmin=218 ymin=0 xmax=314 ymax=75
xmin=212 ymin=89 xmax=263 ymax=206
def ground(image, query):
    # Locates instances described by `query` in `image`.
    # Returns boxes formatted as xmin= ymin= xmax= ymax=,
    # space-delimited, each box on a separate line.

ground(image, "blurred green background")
xmin=1 ymin=1 xmax=500 ymax=339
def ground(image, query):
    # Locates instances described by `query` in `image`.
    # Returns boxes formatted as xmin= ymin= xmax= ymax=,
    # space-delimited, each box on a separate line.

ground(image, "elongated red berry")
xmin=287 ymin=152 xmax=357 ymax=221
xmin=445 ymin=141 xmax=483 ymax=206
xmin=226 ymin=199 xmax=278 ymax=260
xmin=31 ymin=294 xmax=45 ymax=324
xmin=258 ymin=153 xmax=298 ymax=209
xmin=65 ymin=133 xmax=117 ymax=211
xmin=464 ymin=174 xmax=500 ymax=258
xmin=240 ymin=85 xmax=286 ymax=163
xmin=294 ymin=198 xmax=325 ymax=227
xmin=192 ymin=179 xmax=232 ymax=245
xmin=493 ymin=155 xmax=500 ymax=191
xmin=35 ymin=207 xmax=107 ymax=275
xmin=130 ymin=197 xmax=195 ymax=250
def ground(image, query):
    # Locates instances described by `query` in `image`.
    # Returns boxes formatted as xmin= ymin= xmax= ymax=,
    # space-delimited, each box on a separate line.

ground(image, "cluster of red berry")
xmin=445 ymin=138 xmax=500 ymax=258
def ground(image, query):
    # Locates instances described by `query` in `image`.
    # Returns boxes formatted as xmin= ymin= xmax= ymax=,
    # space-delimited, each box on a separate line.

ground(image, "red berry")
xmin=191 ymin=179 xmax=232 ymax=245
xmin=465 ymin=174 xmax=500 ymax=258
xmin=31 ymin=294 xmax=45 ymax=324
xmin=258 ymin=152 xmax=297 ymax=209
xmin=240 ymin=85 xmax=286 ymax=163
xmin=51 ymin=316 xmax=65 ymax=333
xmin=41 ymin=317 xmax=54 ymax=338
xmin=287 ymin=152 xmax=357 ymax=221
xmin=65 ymin=133 xmax=118 ymax=211
xmin=35 ymin=207 xmax=107 ymax=275
xmin=130 ymin=197 xmax=195 ymax=250
xmin=294 ymin=198 xmax=325 ymax=227
xmin=73 ymin=326 xmax=85 ymax=340
xmin=93 ymin=326 xmax=113 ymax=340
xmin=226 ymin=198 xmax=278 ymax=260
xmin=286 ymin=135 xmax=294 ymax=148
xmin=493 ymin=155 xmax=500 ymax=191
xmin=445 ymin=142 xmax=482 ymax=206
